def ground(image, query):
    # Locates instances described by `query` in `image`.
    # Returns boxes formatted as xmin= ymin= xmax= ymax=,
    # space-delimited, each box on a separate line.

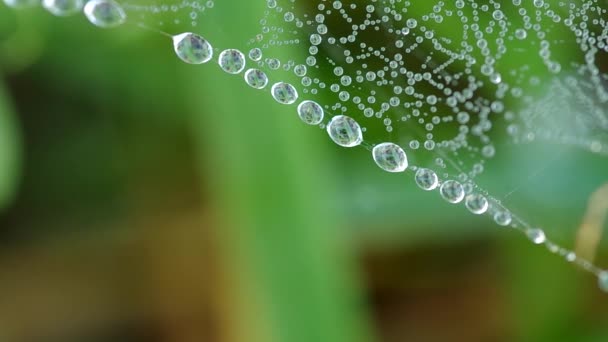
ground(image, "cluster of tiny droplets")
xmin=253 ymin=0 xmax=608 ymax=168
xmin=3 ymin=0 xmax=608 ymax=293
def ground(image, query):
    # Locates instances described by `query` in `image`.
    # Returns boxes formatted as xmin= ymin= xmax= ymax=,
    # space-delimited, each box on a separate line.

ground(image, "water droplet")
xmin=493 ymin=210 xmax=512 ymax=226
xmin=271 ymin=82 xmax=298 ymax=105
xmin=465 ymin=194 xmax=489 ymax=215
xmin=244 ymin=69 xmax=268 ymax=89
xmin=218 ymin=49 xmax=246 ymax=74
xmin=372 ymin=143 xmax=408 ymax=173
xmin=3 ymin=0 xmax=37 ymax=8
xmin=43 ymin=0 xmax=83 ymax=16
xmin=415 ymin=168 xmax=439 ymax=191
xmin=515 ymin=28 xmax=527 ymax=40
xmin=310 ymin=33 xmax=322 ymax=45
xmin=481 ymin=145 xmax=496 ymax=158
xmin=297 ymin=100 xmax=324 ymax=125
xmin=326 ymin=115 xmax=363 ymax=148
xmin=294 ymin=64 xmax=307 ymax=77
xmin=527 ymin=229 xmax=546 ymax=244
xmin=599 ymin=271 xmax=608 ymax=293
xmin=84 ymin=0 xmax=126 ymax=28
xmin=566 ymin=252 xmax=576 ymax=262
xmin=492 ymin=10 xmax=504 ymax=21
xmin=248 ymin=48 xmax=262 ymax=61
xmin=172 ymin=33 xmax=213 ymax=64
xmin=440 ymin=180 xmax=465 ymax=204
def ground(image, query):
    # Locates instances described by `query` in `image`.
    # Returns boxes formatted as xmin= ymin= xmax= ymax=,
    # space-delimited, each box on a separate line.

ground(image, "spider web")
xmin=13 ymin=0 xmax=608 ymax=289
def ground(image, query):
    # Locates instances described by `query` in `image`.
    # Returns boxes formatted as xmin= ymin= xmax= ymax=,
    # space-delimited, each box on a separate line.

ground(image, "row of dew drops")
xmin=4 ymin=0 xmax=608 ymax=293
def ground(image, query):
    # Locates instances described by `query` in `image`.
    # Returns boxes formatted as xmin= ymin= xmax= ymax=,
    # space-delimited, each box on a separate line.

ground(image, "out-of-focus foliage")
xmin=0 ymin=79 xmax=20 ymax=209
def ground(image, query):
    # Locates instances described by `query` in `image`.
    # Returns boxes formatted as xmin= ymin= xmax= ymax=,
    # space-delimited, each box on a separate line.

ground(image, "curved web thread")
xmin=4 ymin=0 xmax=608 ymax=291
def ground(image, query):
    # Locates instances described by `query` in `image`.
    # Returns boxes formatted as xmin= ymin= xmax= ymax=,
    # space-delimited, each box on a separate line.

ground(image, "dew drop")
xmin=248 ymin=48 xmax=262 ymax=61
xmin=3 ymin=0 xmax=37 ymax=8
xmin=297 ymin=100 xmax=324 ymax=125
xmin=43 ymin=0 xmax=83 ymax=16
xmin=415 ymin=168 xmax=439 ymax=191
xmin=493 ymin=210 xmax=512 ymax=226
xmin=172 ymin=33 xmax=213 ymax=64
xmin=465 ymin=193 xmax=489 ymax=215
xmin=372 ymin=143 xmax=408 ymax=173
xmin=599 ymin=271 xmax=608 ymax=293
xmin=515 ymin=28 xmax=527 ymax=40
xmin=566 ymin=252 xmax=576 ymax=262
xmin=244 ymin=69 xmax=268 ymax=89
xmin=326 ymin=115 xmax=363 ymax=148
xmin=492 ymin=10 xmax=504 ymax=21
xmin=527 ymin=229 xmax=546 ymax=244
xmin=219 ymin=49 xmax=246 ymax=74
xmin=294 ymin=64 xmax=307 ymax=77
xmin=83 ymin=0 xmax=126 ymax=28
xmin=271 ymin=82 xmax=299 ymax=105
xmin=440 ymin=180 xmax=465 ymax=204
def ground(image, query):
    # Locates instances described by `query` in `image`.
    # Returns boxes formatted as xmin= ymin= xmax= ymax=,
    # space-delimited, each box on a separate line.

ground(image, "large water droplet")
xmin=372 ymin=143 xmax=408 ymax=173
xmin=84 ymin=0 xmax=126 ymax=28
xmin=465 ymin=193 xmax=489 ymax=215
xmin=3 ymin=0 xmax=38 ymax=8
xmin=172 ymin=32 xmax=213 ymax=64
xmin=43 ymin=0 xmax=83 ymax=16
xmin=271 ymin=82 xmax=298 ymax=105
xmin=527 ymin=228 xmax=546 ymax=244
xmin=493 ymin=210 xmax=512 ymax=226
xmin=297 ymin=100 xmax=324 ymax=125
xmin=599 ymin=271 xmax=608 ymax=293
xmin=326 ymin=115 xmax=363 ymax=148
xmin=440 ymin=180 xmax=465 ymax=204
xmin=415 ymin=168 xmax=439 ymax=191
xmin=244 ymin=69 xmax=268 ymax=89
xmin=218 ymin=49 xmax=246 ymax=74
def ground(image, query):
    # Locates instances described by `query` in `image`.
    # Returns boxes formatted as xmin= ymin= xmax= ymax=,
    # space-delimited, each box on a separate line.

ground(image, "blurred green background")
xmin=0 ymin=1 xmax=607 ymax=342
